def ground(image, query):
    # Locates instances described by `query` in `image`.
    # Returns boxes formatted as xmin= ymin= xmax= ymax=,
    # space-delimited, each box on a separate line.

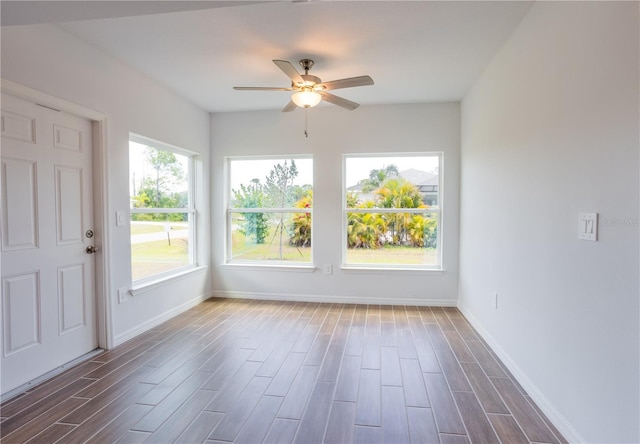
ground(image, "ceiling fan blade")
xmin=318 ymin=75 xmax=374 ymax=91
xmin=233 ymin=86 xmax=293 ymax=91
xmin=282 ymin=100 xmax=297 ymax=112
xmin=273 ymin=60 xmax=304 ymax=84
xmin=319 ymin=92 xmax=359 ymax=110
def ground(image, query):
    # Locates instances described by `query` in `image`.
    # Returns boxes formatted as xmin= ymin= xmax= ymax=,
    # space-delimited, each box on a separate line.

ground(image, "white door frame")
xmin=1 ymin=78 xmax=113 ymax=350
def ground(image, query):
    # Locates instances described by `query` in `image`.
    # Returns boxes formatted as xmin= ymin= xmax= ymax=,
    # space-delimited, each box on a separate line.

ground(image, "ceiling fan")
xmin=234 ymin=59 xmax=374 ymax=112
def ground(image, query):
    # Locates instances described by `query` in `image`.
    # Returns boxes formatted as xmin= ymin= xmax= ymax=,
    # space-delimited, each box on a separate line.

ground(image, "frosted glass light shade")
xmin=291 ymin=90 xmax=322 ymax=108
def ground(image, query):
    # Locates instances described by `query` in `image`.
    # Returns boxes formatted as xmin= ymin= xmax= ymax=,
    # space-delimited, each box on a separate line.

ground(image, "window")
xmin=129 ymin=134 xmax=197 ymax=282
xmin=343 ymin=153 xmax=442 ymax=269
xmin=227 ymin=156 xmax=313 ymax=265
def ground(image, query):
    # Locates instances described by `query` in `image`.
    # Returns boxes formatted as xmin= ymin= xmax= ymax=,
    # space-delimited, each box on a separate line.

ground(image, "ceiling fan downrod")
xmin=299 ymin=59 xmax=314 ymax=74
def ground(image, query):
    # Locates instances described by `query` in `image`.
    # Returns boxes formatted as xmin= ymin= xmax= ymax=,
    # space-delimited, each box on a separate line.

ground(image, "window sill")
xmin=130 ymin=265 xmax=208 ymax=296
xmin=341 ymin=266 xmax=445 ymax=275
xmin=221 ymin=263 xmax=316 ymax=273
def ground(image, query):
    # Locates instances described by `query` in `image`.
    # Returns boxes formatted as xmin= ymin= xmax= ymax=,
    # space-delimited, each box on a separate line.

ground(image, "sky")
xmin=229 ymin=158 xmax=313 ymax=191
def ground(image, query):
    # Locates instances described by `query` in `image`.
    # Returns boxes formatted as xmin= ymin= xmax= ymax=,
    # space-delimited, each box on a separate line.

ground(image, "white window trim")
xmin=220 ymin=263 xmax=316 ymax=272
xmin=225 ymin=155 xmax=314 ymax=267
xmin=130 ymin=265 xmax=207 ymax=296
xmin=342 ymin=152 xmax=444 ymax=270
xmin=129 ymin=134 xmax=199 ymax=284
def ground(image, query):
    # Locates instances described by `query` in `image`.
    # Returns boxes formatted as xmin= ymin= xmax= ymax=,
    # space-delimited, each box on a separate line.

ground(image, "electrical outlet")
xmin=323 ymin=264 xmax=333 ymax=275
xmin=493 ymin=292 xmax=498 ymax=309
xmin=118 ymin=288 xmax=129 ymax=304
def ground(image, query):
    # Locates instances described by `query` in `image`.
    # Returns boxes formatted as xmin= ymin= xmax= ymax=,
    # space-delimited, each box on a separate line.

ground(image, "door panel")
xmin=0 ymin=93 xmax=97 ymax=394
xmin=58 ymin=263 xmax=86 ymax=334
xmin=55 ymin=165 xmax=84 ymax=244
xmin=1 ymin=110 xmax=36 ymax=144
xmin=53 ymin=124 xmax=82 ymax=152
xmin=2 ymin=272 xmax=41 ymax=356
xmin=1 ymin=158 xmax=38 ymax=251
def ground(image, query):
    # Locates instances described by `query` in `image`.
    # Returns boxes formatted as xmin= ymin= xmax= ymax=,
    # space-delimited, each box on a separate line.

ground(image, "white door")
xmin=1 ymin=93 xmax=98 ymax=394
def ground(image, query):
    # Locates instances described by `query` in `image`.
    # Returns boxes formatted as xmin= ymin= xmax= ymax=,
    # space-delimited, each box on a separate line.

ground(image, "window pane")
xmin=227 ymin=156 xmax=313 ymax=265
xmin=345 ymin=155 xmax=439 ymax=209
xmin=230 ymin=212 xmax=311 ymax=262
xmin=346 ymin=212 xmax=438 ymax=266
xmin=130 ymin=213 xmax=190 ymax=281
xmin=344 ymin=154 xmax=441 ymax=268
xmin=129 ymin=142 xmax=189 ymax=209
xmin=229 ymin=158 xmax=313 ymax=209
xmin=129 ymin=136 xmax=195 ymax=282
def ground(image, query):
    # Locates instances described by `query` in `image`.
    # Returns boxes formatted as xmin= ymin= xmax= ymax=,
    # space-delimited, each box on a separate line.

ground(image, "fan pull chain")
xmin=304 ymin=108 xmax=309 ymax=138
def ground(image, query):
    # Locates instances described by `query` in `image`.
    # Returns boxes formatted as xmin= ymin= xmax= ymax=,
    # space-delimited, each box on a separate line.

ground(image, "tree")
xmin=290 ymin=191 xmax=312 ymax=247
xmin=232 ymin=179 xmax=268 ymax=244
xmin=264 ymin=160 xmax=299 ymax=259
xmin=358 ymin=164 xmax=399 ymax=193
xmin=132 ymin=191 xmax=150 ymax=209
xmin=346 ymin=191 xmax=360 ymax=209
xmin=347 ymin=204 xmax=386 ymax=249
xmin=145 ymin=147 xmax=184 ymax=204
xmin=265 ymin=160 xmax=299 ymax=207
xmin=131 ymin=147 xmax=187 ymax=222
xmin=375 ymin=178 xmax=425 ymax=245
xmin=290 ymin=184 xmax=313 ymax=203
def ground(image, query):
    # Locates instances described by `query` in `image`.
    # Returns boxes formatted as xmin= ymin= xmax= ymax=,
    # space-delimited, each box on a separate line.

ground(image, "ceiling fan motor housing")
xmin=298 ymin=74 xmax=322 ymax=89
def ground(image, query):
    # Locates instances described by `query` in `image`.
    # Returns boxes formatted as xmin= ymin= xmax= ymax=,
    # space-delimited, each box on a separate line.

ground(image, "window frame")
xmin=342 ymin=152 xmax=443 ymax=271
xmin=225 ymin=155 xmax=314 ymax=267
xmin=129 ymin=133 xmax=198 ymax=284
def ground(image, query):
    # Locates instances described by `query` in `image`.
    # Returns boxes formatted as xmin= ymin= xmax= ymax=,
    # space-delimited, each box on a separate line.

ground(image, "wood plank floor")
xmin=0 ymin=299 xmax=567 ymax=443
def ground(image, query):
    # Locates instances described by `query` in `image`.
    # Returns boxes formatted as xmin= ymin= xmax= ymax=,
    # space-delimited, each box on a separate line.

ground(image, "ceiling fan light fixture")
xmin=234 ymin=59 xmax=373 ymax=112
xmin=291 ymin=90 xmax=322 ymax=108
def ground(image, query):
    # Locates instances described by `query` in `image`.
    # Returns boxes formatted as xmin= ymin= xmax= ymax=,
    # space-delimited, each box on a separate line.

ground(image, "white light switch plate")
xmin=116 ymin=211 xmax=127 ymax=226
xmin=578 ymin=212 xmax=598 ymax=241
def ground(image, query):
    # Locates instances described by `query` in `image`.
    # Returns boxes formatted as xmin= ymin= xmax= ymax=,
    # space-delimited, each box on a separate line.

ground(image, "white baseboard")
xmin=112 ymin=290 xmax=454 ymax=348
xmin=211 ymin=289 xmax=457 ymax=307
xmin=113 ymin=292 xmax=211 ymax=347
xmin=457 ymin=303 xmax=584 ymax=444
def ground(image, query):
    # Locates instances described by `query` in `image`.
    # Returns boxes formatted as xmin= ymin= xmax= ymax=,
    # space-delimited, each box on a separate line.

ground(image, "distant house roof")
xmin=347 ymin=169 xmax=439 ymax=192
xmin=399 ymin=168 xmax=437 ymax=185
xmin=417 ymin=175 xmax=439 ymax=187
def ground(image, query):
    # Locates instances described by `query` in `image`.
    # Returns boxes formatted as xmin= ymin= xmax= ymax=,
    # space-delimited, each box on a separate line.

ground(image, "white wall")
xmin=211 ymin=103 xmax=460 ymax=305
xmin=459 ymin=3 xmax=639 ymax=443
xmin=1 ymin=24 xmax=212 ymax=344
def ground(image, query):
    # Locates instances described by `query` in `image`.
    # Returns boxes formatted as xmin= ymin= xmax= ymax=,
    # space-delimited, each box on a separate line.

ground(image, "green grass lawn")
xmin=230 ymin=230 xmax=436 ymax=265
xmin=130 ymin=223 xmax=187 ymax=235
xmin=346 ymin=245 xmax=437 ymax=265
xmin=131 ymin=238 xmax=189 ymax=280
xmin=131 ymin=229 xmax=436 ymax=279
xmin=231 ymin=236 xmax=311 ymax=261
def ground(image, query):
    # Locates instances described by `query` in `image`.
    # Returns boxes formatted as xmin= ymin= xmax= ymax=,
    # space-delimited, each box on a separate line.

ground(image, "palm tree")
xmin=347 ymin=211 xmax=386 ymax=248
xmin=376 ymin=178 xmax=425 ymax=245
xmin=132 ymin=191 xmax=151 ymax=208
xmin=290 ymin=191 xmax=312 ymax=247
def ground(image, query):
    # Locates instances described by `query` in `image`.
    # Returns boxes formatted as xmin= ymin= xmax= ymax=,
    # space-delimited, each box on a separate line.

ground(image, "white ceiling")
xmin=22 ymin=1 xmax=533 ymax=113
